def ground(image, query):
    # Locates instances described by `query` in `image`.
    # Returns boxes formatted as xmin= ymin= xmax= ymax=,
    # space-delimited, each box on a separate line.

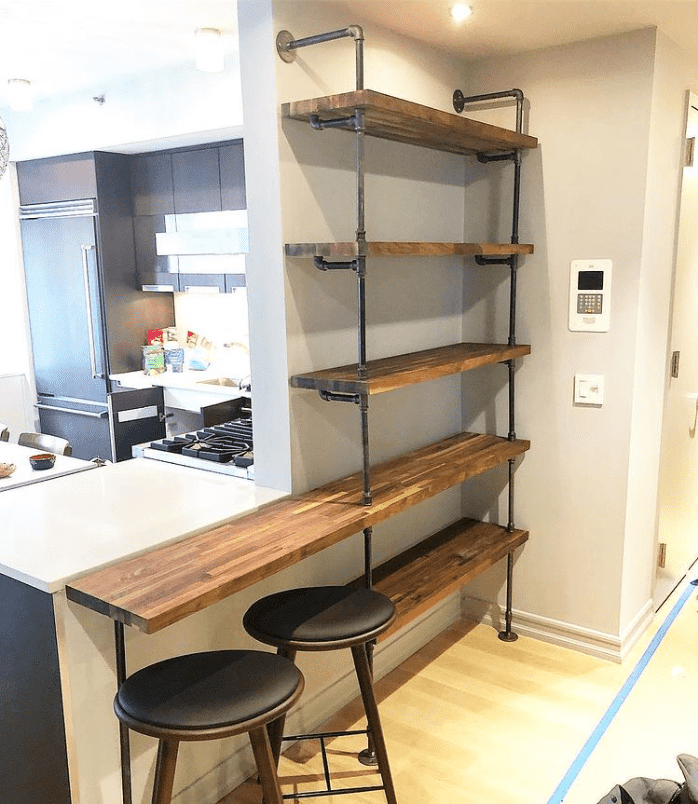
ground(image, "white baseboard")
xmin=460 ymin=595 xmax=655 ymax=664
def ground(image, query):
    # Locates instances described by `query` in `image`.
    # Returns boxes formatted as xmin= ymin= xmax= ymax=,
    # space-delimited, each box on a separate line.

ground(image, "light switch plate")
xmin=574 ymin=374 xmax=604 ymax=406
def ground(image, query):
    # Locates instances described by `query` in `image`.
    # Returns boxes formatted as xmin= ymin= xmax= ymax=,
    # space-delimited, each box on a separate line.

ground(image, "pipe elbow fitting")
xmin=347 ymin=24 xmax=364 ymax=40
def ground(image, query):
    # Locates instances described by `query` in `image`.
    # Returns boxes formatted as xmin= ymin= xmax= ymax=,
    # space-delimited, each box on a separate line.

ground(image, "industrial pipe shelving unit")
xmin=278 ymin=24 xmax=536 ymax=644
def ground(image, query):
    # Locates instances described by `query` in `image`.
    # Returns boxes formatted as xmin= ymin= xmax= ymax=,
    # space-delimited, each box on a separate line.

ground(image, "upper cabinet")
xmin=17 ymin=152 xmax=98 ymax=205
xmin=129 ymin=153 xmax=175 ymax=216
xmin=172 ymin=147 xmax=222 ymax=213
xmin=129 ymin=141 xmax=247 ymax=292
xmin=219 ymin=142 xmax=246 ymax=211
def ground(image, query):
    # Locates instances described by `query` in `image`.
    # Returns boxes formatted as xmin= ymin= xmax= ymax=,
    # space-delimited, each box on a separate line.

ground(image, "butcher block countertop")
xmin=65 ymin=432 xmax=530 ymax=634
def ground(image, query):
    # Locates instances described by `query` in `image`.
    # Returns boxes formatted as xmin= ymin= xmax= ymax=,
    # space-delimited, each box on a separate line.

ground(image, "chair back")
xmin=18 ymin=432 xmax=72 ymax=456
xmin=0 ymin=423 xmax=8 ymax=442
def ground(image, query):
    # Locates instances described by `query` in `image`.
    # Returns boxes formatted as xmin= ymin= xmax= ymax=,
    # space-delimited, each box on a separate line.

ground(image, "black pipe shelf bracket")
xmin=319 ymin=390 xmax=362 ymax=404
xmin=313 ymin=256 xmax=360 ymax=272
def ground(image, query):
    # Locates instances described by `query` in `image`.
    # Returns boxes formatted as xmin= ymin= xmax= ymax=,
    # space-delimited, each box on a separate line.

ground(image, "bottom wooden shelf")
xmin=351 ymin=518 xmax=528 ymax=640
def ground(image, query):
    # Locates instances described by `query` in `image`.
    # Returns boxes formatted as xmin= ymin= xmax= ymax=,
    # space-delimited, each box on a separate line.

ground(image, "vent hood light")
xmin=195 ymin=28 xmax=224 ymax=73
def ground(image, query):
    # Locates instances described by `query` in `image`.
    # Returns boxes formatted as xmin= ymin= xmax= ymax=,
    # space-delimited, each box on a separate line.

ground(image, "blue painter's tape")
xmin=546 ymin=582 xmax=695 ymax=804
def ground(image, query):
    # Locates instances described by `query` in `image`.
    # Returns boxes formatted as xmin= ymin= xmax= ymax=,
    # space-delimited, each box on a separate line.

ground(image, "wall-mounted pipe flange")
xmin=276 ymin=30 xmax=296 ymax=62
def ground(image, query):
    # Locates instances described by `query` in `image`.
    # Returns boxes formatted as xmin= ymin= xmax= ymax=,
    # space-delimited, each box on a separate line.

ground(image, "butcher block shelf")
xmin=351 ymin=518 xmax=529 ymax=641
xmin=66 ymin=431 xmax=530 ymax=634
xmin=285 ymin=241 xmax=534 ymax=258
xmin=291 ymin=342 xmax=530 ymax=396
xmin=282 ymin=89 xmax=538 ymax=156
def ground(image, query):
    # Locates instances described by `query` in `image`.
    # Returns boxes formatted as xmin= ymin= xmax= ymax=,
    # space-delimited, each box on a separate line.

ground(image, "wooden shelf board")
xmin=349 ymin=518 xmax=528 ymax=640
xmin=285 ymin=242 xmax=534 ymax=258
xmin=282 ymin=89 xmax=538 ymax=156
xmin=291 ymin=342 xmax=531 ymax=395
xmin=66 ymin=432 xmax=530 ymax=634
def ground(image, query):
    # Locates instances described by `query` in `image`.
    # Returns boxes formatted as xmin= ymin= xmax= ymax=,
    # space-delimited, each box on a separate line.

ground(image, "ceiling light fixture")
xmin=194 ymin=27 xmax=224 ymax=73
xmin=7 ymin=78 xmax=33 ymax=112
xmin=450 ymin=3 xmax=473 ymax=22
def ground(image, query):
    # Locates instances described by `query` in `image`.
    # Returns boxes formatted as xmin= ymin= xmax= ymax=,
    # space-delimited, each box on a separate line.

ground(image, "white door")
xmin=655 ymin=94 xmax=698 ymax=608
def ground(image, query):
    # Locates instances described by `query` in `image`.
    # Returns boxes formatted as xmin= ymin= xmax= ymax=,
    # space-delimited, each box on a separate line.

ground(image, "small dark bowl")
xmin=29 ymin=453 xmax=56 ymax=471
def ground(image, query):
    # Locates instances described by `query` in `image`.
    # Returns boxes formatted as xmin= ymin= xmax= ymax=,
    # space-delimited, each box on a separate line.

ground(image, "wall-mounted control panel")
xmin=569 ymin=259 xmax=612 ymax=332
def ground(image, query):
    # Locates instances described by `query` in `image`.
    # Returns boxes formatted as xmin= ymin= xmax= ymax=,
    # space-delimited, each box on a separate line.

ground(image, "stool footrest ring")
xmin=279 ymin=728 xmax=386 ymax=800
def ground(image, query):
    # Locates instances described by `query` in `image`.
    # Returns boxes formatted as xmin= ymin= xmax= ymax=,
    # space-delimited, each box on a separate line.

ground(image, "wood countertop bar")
xmin=66 ymin=432 xmax=530 ymax=634
xmin=291 ymin=342 xmax=531 ymax=395
xmin=281 ymin=89 xmax=538 ymax=156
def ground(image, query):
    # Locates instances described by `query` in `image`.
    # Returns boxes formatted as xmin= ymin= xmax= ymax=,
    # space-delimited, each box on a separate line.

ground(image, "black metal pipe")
xmin=511 ymin=151 xmax=522 ymax=245
xmin=284 ymin=26 xmax=363 ymax=52
xmin=360 ymin=394 xmax=371 ymax=505
xmin=278 ymin=25 xmax=365 ymax=91
xmin=453 ymin=88 xmax=524 ymax=134
xmin=508 ymin=255 xmax=518 ymax=346
xmin=363 ymin=526 xmax=373 ymax=589
xmin=508 ymin=360 xmax=516 ymax=441
xmin=114 ymin=622 xmax=132 ymax=804
xmin=507 ymin=458 xmax=515 ymax=533
xmin=310 ymin=115 xmax=357 ymax=131
xmin=318 ymin=390 xmax=361 ymax=404
xmin=313 ymin=256 xmax=357 ymax=272
xmin=497 ymin=551 xmax=518 ymax=642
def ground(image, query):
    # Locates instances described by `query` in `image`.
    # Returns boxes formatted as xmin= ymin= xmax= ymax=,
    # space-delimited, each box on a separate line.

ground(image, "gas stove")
xmin=135 ymin=417 xmax=254 ymax=480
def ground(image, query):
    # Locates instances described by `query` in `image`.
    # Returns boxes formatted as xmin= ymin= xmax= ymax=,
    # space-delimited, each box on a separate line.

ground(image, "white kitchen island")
xmin=0 ymin=460 xmax=286 ymax=804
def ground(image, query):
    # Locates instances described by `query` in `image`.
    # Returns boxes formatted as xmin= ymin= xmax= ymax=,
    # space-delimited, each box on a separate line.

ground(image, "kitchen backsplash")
xmin=173 ymin=290 xmax=250 ymax=378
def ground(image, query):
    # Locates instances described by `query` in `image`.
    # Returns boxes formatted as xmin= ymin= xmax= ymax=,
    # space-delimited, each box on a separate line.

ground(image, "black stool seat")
xmin=114 ymin=650 xmax=304 ymax=804
xmin=243 ymin=586 xmax=398 ymax=803
xmin=115 ymin=650 xmax=302 ymax=734
xmin=243 ymin=586 xmax=396 ymax=649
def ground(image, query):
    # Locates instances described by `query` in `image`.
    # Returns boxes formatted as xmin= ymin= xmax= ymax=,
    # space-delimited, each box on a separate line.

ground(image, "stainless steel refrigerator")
xmin=18 ymin=151 xmax=174 ymax=461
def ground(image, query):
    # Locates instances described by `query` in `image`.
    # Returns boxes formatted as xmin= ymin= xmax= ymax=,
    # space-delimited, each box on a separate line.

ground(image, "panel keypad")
xmin=577 ymin=293 xmax=603 ymax=315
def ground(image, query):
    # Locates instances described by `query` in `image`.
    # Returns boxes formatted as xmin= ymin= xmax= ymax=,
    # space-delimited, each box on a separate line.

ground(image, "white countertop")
xmin=0 ymin=441 xmax=97 ymax=492
xmin=111 ymin=369 xmax=247 ymax=397
xmin=0 ymin=459 xmax=286 ymax=593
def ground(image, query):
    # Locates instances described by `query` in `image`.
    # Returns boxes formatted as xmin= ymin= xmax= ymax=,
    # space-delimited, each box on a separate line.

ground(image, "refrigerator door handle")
xmin=35 ymin=403 xmax=108 ymax=419
xmin=81 ymin=243 xmax=104 ymax=380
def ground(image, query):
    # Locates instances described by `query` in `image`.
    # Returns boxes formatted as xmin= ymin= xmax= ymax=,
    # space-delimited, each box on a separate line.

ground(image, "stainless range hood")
xmin=156 ymin=210 xmax=248 ymax=274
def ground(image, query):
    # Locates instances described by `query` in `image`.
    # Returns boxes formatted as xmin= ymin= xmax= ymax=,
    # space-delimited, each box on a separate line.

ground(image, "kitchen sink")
xmin=197 ymin=377 xmax=239 ymax=387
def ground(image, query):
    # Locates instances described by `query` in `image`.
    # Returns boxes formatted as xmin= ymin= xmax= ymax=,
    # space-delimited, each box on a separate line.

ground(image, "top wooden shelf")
xmin=281 ymin=89 xmax=538 ymax=156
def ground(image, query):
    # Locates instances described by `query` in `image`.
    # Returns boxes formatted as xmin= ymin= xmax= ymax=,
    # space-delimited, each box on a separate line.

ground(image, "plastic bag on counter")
xmin=142 ymin=344 xmax=165 ymax=375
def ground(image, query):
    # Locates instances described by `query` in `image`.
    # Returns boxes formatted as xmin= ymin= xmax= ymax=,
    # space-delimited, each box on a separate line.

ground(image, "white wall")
xmin=457 ymin=28 xmax=698 ymax=652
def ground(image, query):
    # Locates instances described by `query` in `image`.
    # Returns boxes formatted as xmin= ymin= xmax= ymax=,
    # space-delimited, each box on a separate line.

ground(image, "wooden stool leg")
xmin=351 ymin=643 xmax=398 ymax=804
xmin=151 ymin=739 xmax=179 ymax=804
xmin=266 ymin=646 xmax=297 ymax=766
xmin=249 ymin=726 xmax=284 ymax=804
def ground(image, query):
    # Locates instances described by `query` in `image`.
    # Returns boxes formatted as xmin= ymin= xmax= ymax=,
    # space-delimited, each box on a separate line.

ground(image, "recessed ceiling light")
xmin=451 ymin=4 xmax=473 ymax=23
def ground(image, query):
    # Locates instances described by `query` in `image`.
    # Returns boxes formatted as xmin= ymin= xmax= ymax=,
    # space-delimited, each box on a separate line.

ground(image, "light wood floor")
xmin=221 ymin=581 xmax=698 ymax=803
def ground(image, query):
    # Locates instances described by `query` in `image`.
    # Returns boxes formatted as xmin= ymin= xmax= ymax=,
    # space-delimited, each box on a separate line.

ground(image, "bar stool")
xmin=243 ymin=585 xmax=398 ymax=803
xmin=114 ymin=650 xmax=304 ymax=804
